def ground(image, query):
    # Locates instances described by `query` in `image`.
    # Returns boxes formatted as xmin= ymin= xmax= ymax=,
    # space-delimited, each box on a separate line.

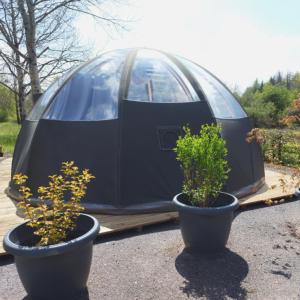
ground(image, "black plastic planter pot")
xmin=3 ymin=214 xmax=100 ymax=299
xmin=173 ymin=192 xmax=239 ymax=253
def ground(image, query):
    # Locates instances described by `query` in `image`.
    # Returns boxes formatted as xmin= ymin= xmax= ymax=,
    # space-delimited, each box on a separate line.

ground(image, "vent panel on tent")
xmin=127 ymin=50 xmax=199 ymax=103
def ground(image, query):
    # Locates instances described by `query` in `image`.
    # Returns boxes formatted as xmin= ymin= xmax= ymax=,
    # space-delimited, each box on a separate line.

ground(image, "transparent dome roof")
xmin=27 ymin=48 xmax=246 ymax=121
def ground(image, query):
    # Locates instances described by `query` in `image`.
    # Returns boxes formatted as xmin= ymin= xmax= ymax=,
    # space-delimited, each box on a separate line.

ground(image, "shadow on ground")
xmin=23 ymin=287 xmax=90 ymax=300
xmin=0 ymin=255 xmax=14 ymax=266
xmin=175 ymin=248 xmax=249 ymax=300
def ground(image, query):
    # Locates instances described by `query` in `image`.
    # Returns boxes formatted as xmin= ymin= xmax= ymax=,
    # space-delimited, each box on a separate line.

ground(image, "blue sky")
xmin=77 ymin=0 xmax=300 ymax=92
xmin=230 ymin=0 xmax=300 ymax=36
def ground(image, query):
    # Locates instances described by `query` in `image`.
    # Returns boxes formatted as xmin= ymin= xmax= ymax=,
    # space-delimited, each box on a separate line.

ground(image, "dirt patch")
xmin=286 ymin=222 xmax=300 ymax=240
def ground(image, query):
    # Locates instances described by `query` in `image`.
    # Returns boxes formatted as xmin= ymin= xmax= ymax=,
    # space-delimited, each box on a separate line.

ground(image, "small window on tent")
xmin=127 ymin=50 xmax=199 ymax=103
xmin=43 ymin=50 xmax=128 ymax=121
xmin=179 ymin=57 xmax=247 ymax=119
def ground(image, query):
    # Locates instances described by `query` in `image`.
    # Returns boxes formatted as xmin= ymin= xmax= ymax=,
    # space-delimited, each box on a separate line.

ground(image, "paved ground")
xmin=1 ymin=199 xmax=300 ymax=300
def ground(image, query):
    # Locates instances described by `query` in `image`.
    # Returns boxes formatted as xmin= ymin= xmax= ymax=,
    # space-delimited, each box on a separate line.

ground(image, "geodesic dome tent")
xmin=8 ymin=48 xmax=265 ymax=214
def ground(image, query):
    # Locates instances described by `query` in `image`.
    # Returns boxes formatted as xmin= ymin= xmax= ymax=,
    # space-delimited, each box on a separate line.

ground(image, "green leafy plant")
xmin=247 ymin=127 xmax=300 ymax=195
xmin=13 ymin=161 xmax=95 ymax=246
xmin=174 ymin=124 xmax=230 ymax=207
xmin=246 ymin=128 xmax=300 ymax=167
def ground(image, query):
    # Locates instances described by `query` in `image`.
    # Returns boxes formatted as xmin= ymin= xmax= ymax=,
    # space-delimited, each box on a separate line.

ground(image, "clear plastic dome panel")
xmin=44 ymin=50 xmax=128 ymax=121
xmin=27 ymin=67 xmax=76 ymax=121
xmin=179 ymin=58 xmax=247 ymax=119
xmin=127 ymin=50 xmax=199 ymax=103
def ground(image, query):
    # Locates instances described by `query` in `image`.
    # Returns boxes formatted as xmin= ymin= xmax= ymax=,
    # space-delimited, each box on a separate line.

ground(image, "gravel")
xmin=1 ymin=200 xmax=300 ymax=300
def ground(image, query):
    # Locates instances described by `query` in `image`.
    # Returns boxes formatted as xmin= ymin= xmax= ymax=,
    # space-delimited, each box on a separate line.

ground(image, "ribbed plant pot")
xmin=3 ymin=214 xmax=100 ymax=299
xmin=173 ymin=192 xmax=239 ymax=252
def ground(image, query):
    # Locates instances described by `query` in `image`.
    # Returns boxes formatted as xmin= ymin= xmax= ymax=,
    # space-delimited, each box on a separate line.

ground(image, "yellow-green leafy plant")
xmin=174 ymin=124 xmax=230 ymax=207
xmin=13 ymin=161 xmax=95 ymax=246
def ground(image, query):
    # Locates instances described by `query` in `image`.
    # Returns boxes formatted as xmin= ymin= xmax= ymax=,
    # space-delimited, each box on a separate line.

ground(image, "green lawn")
xmin=0 ymin=121 xmax=21 ymax=154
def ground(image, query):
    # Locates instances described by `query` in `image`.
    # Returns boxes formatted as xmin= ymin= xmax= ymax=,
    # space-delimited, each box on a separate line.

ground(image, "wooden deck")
xmin=0 ymin=157 xmax=297 ymax=256
xmin=239 ymin=165 xmax=297 ymax=206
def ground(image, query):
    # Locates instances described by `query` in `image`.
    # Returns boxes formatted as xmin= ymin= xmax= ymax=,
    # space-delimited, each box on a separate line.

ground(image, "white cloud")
xmin=76 ymin=0 xmax=300 ymax=91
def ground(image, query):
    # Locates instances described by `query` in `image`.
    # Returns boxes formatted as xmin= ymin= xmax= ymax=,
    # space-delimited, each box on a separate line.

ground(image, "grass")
xmin=0 ymin=121 xmax=21 ymax=154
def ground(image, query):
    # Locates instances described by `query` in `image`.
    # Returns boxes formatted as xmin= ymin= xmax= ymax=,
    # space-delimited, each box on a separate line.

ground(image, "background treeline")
xmin=236 ymin=72 xmax=300 ymax=128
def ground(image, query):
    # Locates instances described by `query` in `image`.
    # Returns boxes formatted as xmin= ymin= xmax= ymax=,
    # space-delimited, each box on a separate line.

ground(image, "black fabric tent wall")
xmin=8 ymin=48 xmax=265 ymax=214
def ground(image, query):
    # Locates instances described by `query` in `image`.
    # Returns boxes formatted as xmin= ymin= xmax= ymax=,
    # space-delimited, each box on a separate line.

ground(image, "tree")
xmin=259 ymin=81 xmax=264 ymax=92
xmin=251 ymin=84 xmax=296 ymax=127
xmin=252 ymin=79 xmax=260 ymax=92
xmin=286 ymin=72 xmax=292 ymax=89
xmin=0 ymin=0 xmax=129 ymax=120
xmin=245 ymin=97 xmax=277 ymax=127
xmin=257 ymin=84 xmax=295 ymax=114
xmin=240 ymin=71 xmax=300 ymax=128
xmin=275 ymin=71 xmax=283 ymax=85
xmin=290 ymin=72 xmax=300 ymax=91
xmin=241 ymin=82 xmax=296 ymax=128
xmin=269 ymin=76 xmax=276 ymax=85
xmin=239 ymin=79 xmax=262 ymax=107
xmin=16 ymin=0 xmax=128 ymax=103
xmin=0 ymin=0 xmax=27 ymax=122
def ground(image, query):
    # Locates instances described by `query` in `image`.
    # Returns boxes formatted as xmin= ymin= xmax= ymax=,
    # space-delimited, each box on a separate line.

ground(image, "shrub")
xmin=13 ymin=161 xmax=95 ymax=246
xmin=282 ymin=94 xmax=300 ymax=127
xmin=242 ymin=83 xmax=297 ymax=128
xmin=247 ymin=128 xmax=300 ymax=167
xmin=245 ymin=99 xmax=277 ymax=128
xmin=262 ymin=129 xmax=293 ymax=164
xmin=174 ymin=124 xmax=230 ymax=207
xmin=282 ymin=142 xmax=300 ymax=167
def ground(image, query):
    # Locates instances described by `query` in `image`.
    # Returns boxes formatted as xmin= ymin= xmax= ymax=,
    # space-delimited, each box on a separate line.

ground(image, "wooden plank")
xmin=0 ymin=207 xmax=19 ymax=216
xmin=93 ymin=212 xmax=178 ymax=234
xmin=239 ymin=165 xmax=297 ymax=206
